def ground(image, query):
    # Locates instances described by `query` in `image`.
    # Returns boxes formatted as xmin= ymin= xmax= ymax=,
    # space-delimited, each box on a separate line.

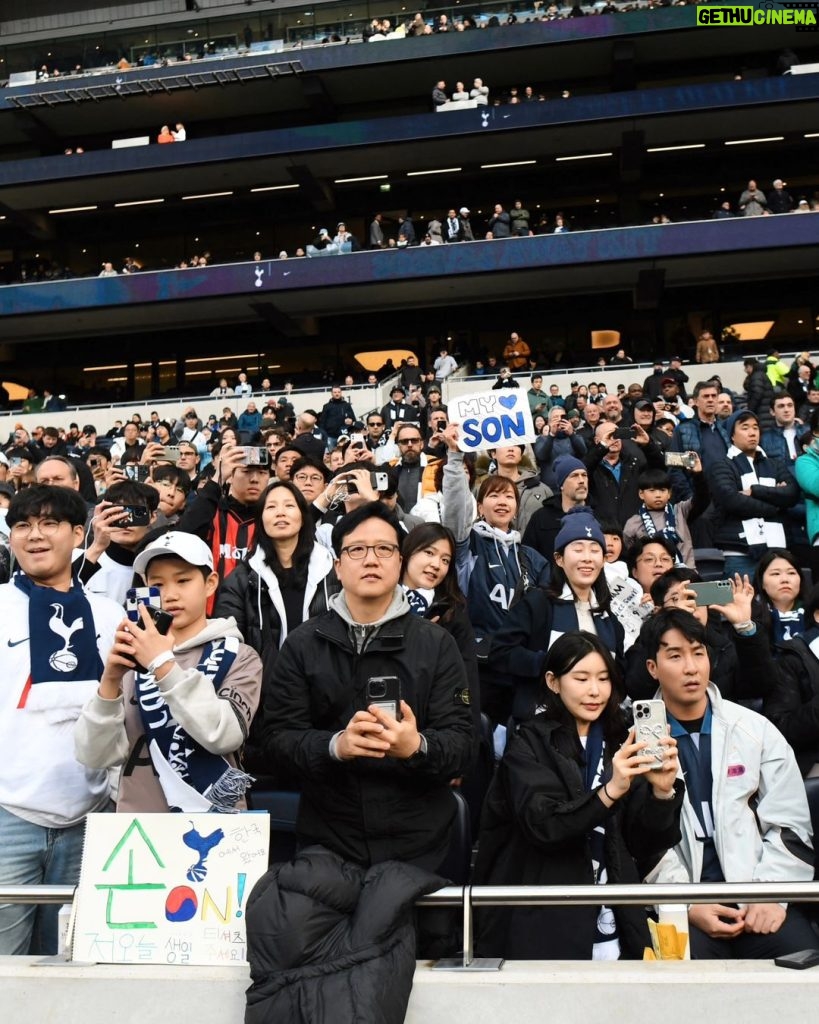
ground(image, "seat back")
xmin=693 ymin=547 xmax=726 ymax=582
xmin=437 ymin=790 xmax=473 ymax=886
xmin=247 ymin=789 xmax=300 ymax=864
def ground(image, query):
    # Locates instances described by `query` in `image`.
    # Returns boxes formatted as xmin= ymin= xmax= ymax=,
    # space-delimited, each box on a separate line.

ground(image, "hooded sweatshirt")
xmin=74 ymin=616 xmax=262 ymax=812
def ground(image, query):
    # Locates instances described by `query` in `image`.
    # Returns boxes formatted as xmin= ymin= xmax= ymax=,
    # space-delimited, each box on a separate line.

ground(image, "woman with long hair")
xmin=441 ymin=425 xmax=551 ymax=725
xmin=766 ymin=583 xmax=819 ymax=777
xmin=488 ymin=506 xmax=626 ymax=721
xmin=474 ymin=631 xmax=682 ymax=959
xmin=214 ymin=480 xmax=339 ymax=779
xmin=752 ymin=548 xmax=807 ymax=651
xmin=400 ymin=522 xmax=479 ymax=743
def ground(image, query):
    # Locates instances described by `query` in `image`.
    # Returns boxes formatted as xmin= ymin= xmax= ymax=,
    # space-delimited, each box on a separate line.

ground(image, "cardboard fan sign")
xmin=71 ymin=812 xmax=270 ymax=966
xmin=448 ymin=390 xmax=537 ymax=454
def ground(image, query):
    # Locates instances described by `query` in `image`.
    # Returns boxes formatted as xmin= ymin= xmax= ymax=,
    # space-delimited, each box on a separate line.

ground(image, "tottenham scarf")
xmin=580 ymin=722 xmax=620 ymax=958
xmin=14 ymin=572 xmax=102 ymax=685
xmin=638 ymin=503 xmax=683 ymax=562
xmin=402 ymin=585 xmax=435 ymax=616
xmin=135 ymin=636 xmax=252 ymax=812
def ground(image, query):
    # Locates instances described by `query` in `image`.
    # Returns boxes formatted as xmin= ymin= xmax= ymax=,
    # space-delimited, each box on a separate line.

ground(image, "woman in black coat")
xmin=214 ymin=480 xmax=339 ymax=779
xmin=765 ymin=583 xmax=819 ymax=777
xmin=474 ymin=632 xmax=683 ymax=960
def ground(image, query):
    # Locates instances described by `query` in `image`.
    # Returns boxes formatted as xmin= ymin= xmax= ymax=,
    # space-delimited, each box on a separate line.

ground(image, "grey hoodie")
xmin=75 ymin=617 xmax=262 ymax=813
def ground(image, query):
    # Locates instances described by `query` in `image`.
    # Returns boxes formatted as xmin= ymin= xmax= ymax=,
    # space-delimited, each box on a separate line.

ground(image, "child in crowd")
xmin=75 ymin=532 xmax=262 ymax=813
xmin=600 ymin=520 xmax=648 ymax=650
xmin=622 ymin=462 xmax=707 ymax=569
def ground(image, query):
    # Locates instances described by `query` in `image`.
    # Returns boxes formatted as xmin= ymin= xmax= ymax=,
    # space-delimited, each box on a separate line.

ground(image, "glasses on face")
xmin=294 ymin=473 xmax=325 ymax=485
xmin=367 ymin=421 xmax=384 ymax=428
xmin=340 ymin=542 xmax=400 ymax=560
xmin=397 ymin=437 xmax=422 ymax=447
xmin=10 ymin=517 xmax=64 ymax=537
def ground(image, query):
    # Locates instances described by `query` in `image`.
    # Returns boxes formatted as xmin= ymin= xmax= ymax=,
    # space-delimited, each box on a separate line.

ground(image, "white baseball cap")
xmin=133 ymin=531 xmax=214 ymax=579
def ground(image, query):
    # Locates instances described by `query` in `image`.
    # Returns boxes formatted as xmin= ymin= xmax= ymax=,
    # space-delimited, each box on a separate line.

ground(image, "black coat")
xmin=765 ymin=636 xmax=819 ymax=776
xmin=213 ymin=549 xmax=340 ymax=778
xmin=473 ymin=718 xmax=683 ymax=959
xmin=584 ymin=438 xmax=665 ymax=527
xmin=260 ymin=606 xmax=473 ymax=867
xmin=709 ymin=449 xmax=798 ymax=552
xmin=743 ymin=368 xmax=776 ymax=431
xmin=245 ymin=846 xmax=442 ymax=1024
xmin=521 ymin=493 xmax=568 ymax=562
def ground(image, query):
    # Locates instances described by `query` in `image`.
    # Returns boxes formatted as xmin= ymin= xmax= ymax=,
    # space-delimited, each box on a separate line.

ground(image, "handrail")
xmin=6 ymin=879 xmax=819 ymax=906
xmin=7 ymin=880 xmax=819 ymax=969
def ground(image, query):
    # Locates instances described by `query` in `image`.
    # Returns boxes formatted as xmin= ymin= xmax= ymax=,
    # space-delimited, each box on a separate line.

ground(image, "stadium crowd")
xmin=2 ymin=343 xmax=819 ymax=980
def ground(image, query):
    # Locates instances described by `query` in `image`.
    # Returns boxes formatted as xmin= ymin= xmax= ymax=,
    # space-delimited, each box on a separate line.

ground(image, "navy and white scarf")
xmin=14 ymin=572 xmax=102 ymax=685
xmin=580 ymin=721 xmax=619 ymax=958
xmin=135 ymin=637 xmax=252 ymax=812
xmin=402 ymin=585 xmax=435 ymax=616
xmin=638 ymin=503 xmax=683 ymax=562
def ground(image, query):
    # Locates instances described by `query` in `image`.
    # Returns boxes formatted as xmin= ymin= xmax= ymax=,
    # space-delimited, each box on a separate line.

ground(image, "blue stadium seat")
xmin=437 ymin=790 xmax=473 ymax=886
xmin=693 ymin=548 xmax=726 ymax=582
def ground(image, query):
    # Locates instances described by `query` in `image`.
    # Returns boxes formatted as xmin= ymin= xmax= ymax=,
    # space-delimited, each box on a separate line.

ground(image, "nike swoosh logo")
xmin=488 ymin=563 xmax=502 ymax=569
xmin=7 ymin=637 xmax=29 ymax=647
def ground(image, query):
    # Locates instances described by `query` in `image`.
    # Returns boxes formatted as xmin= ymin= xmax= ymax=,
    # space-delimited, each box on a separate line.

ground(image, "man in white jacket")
xmin=0 ymin=486 xmax=122 ymax=955
xmin=641 ymin=608 xmax=818 ymax=958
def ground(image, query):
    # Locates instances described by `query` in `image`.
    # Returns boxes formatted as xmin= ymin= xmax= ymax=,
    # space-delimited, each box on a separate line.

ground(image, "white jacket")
xmin=646 ymin=685 xmax=814 ymax=892
xmin=0 ymin=581 xmax=122 ymax=827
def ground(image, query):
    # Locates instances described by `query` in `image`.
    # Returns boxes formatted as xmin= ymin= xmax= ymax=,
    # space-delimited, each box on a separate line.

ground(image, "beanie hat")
xmin=726 ymin=408 xmax=758 ymax=440
xmin=553 ymin=455 xmax=586 ymax=491
xmin=554 ymin=506 xmax=606 ymax=554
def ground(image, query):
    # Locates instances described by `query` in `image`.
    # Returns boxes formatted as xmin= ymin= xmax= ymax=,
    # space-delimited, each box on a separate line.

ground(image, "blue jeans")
xmin=0 ymin=806 xmax=87 ymax=955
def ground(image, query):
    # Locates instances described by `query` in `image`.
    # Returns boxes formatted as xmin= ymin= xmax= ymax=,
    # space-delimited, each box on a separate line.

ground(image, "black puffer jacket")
xmin=245 ymin=846 xmax=442 ymax=1024
xmin=765 ymin=635 xmax=819 ymax=777
xmin=260 ymin=593 xmax=473 ymax=867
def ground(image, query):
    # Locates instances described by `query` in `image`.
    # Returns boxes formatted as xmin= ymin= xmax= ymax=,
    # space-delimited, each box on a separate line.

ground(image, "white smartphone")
xmin=633 ymin=699 xmax=668 ymax=771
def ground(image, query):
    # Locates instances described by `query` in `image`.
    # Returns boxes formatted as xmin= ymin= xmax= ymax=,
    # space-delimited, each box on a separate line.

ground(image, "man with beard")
xmin=521 ymin=455 xmax=589 ymax=562
xmin=388 ymin=422 xmax=432 ymax=513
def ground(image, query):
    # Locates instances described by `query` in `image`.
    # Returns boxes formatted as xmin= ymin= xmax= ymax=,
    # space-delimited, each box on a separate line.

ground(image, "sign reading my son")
xmin=448 ymin=389 xmax=537 ymax=454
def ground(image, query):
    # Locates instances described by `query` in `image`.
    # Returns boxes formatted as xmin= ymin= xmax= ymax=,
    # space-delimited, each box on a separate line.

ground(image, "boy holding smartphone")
xmin=75 ymin=532 xmax=262 ymax=813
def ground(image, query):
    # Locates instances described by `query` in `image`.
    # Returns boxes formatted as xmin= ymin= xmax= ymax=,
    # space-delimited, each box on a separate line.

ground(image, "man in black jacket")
xmin=522 ymin=455 xmax=589 ymax=562
xmin=318 ymin=385 xmax=356 ymax=449
xmin=261 ymin=502 xmax=473 ymax=869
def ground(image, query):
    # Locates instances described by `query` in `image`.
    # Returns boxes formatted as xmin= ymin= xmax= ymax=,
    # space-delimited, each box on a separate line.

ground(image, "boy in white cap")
xmin=75 ymin=532 xmax=262 ymax=813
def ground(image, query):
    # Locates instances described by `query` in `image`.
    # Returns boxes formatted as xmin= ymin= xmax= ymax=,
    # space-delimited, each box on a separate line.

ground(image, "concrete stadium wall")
xmin=3 ymin=956 xmax=818 ymax=1023
xmin=0 ymin=356 xmax=755 ymax=440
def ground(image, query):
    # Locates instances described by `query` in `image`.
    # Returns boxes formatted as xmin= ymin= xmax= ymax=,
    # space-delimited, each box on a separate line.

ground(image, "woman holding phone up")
xmin=474 ymin=632 xmax=683 ymax=960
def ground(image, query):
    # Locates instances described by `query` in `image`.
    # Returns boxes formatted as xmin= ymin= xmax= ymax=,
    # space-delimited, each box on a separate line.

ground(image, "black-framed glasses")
xmin=340 ymin=542 xmax=400 ymax=560
xmin=397 ymin=437 xmax=422 ymax=446
xmin=367 ymin=421 xmax=384 ymax=427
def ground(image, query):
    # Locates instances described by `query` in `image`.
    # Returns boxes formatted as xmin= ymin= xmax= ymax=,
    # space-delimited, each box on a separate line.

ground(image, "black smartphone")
xmin=366 ymin=675 xmax=401 ymax=719
xmin=612 ymin=427 xmax=634 ymax=440
xmin=775 ymin=949 xmax=819 ymax=970
xmin=124 ymin=465 xmax=151 ymax=482
xmin=116 ymin=504 xmax=150 ymax=527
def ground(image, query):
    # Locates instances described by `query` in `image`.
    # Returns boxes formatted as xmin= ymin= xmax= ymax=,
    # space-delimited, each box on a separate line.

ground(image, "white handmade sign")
xmin=448 ymin=389 xmax=537 ymax=453
xmin=72 ymin=812 xmax=270 ymax=966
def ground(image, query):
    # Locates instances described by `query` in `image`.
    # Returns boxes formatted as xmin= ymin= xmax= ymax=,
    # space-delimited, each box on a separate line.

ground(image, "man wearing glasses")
xmin=261 ymin=502 xmax=472 ymax=868
xmin=387 ymin=422 xmax=440 ymax=512
xmin=0 ymin=486 xmax=122 ymax=955
xmin=364 ymin=413 xmax=388 ymax=454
